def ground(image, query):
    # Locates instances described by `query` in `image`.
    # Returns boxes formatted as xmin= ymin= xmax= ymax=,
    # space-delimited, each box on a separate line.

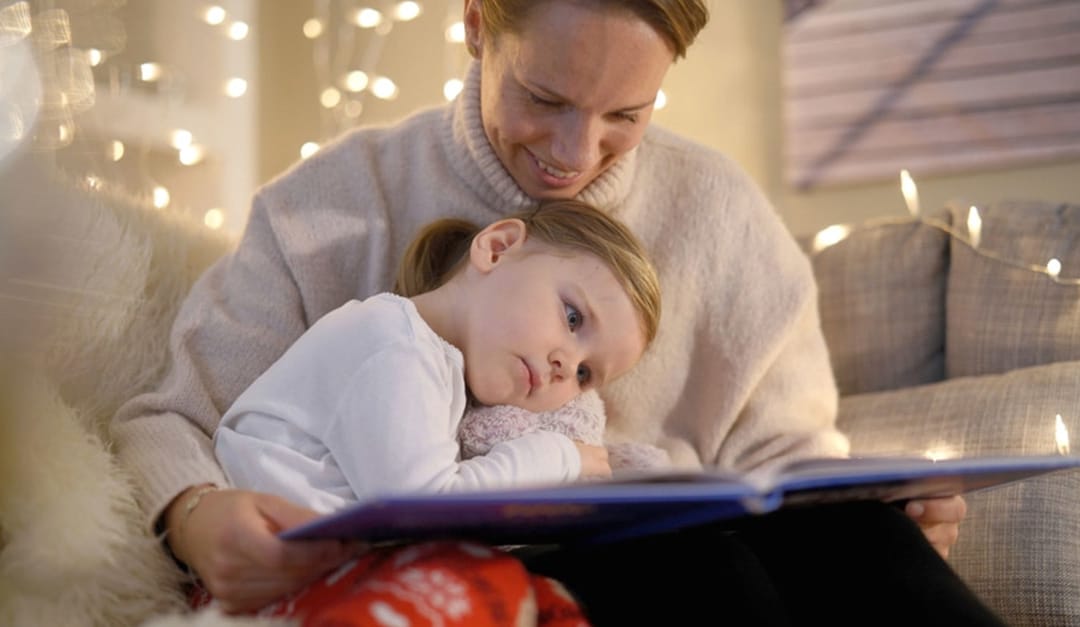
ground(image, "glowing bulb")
xmin=204 ymin=208 xmax=226 ymax=230
xmin=371 ymin=76 xmax=398 ymax=100
xmin=1047 ymin=258 xmax=1062 ymax=279
xmin=85 ymin=175 xmax=101 ymax=190
xmin=344 ymin=70 xmax=369 ymax=92
xmin=445 ymin=21 xmax=465 ymax=43
xmin=204 ymin=6 xmax=226 ymax=25
xmin=899 ymin=169 xmax=919 ymax=216
xmin=922 ymin=443 xmax=958 ymax=462
xmin=1056 ymin=414 xmax=1070 ymax=455
xmin=344 ymin=100 xmax=364 ymax=118
xmin=320 ymin=87 xmax=342 ymax=109
xmin=443 ymin=78 xmax=463 ymax=101
xmin=228 ymin=21 xmax=249 ymax=40
xmin=354 ymin=8 xmax=383 ymax=28
xmin=393 ymin=1 xmax=421 ymax=21
xmin=967 ymin=205 xmax=982 ymax=249
xmin=811 ymin=224 xmax=851 ymax=253
xmin=170 ymin=129 xmax=193 ymax=149
xmin=300 ymin=142 xmax=320 ymax=159
xmin=139 ymin=62 xmax=163 ymax=82
xmin=654 ymin=89 xmax=667 ymax=110
xmin=87 ymin=48 xmax=104 ymax=66
xmin=57 ymin=123 xmax=72 ymax=143
xmin=152 ymin=186 xmax=170 ymax=209
xmin=110 ymin=140 xmax=125 ymax=161
xmin=225 ymin=77 xmax=247 ymax=98
xmin=179 ymin=144 xmax=205 ymax=166
xmin=303 ymin=18 xmax=323 ymax=39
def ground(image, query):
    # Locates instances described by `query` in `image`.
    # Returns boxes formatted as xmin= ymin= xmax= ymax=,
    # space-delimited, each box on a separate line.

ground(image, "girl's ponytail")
xmin=394 ymin=218 xmax=478 ymax=297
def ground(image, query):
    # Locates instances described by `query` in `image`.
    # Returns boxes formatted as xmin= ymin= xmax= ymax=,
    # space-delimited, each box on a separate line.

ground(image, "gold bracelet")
xmin=179 ymin=485 xmax=219 ymax=532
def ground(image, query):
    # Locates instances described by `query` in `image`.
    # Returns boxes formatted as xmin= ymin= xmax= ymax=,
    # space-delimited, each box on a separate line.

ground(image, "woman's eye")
xmin=564 ymin=303 xmax=583 ymax=331
xmin=616 ymin=112 xmax=639 ymax=124
xmin=576 ymin=364 xmax=592 ymax=386
xmin=528 ymin=92 xmax=559 ymax=107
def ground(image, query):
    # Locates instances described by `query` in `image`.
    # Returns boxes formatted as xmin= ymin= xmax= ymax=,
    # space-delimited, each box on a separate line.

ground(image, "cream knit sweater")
xmin=112 ymin=62 xmax=849 ymax=525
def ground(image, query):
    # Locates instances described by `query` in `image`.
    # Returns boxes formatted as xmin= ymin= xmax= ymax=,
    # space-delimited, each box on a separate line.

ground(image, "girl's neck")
xmin=410 ymin=284 xmax=465 ymax=349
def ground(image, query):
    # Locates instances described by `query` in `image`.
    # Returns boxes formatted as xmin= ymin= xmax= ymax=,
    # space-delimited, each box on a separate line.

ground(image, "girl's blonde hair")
xmin=395 ymin=199 xmax=661 ymax=344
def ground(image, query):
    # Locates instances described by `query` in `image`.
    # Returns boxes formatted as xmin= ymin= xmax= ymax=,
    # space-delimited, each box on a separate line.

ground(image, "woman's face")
xmin=467 ymin=1 xmax=675 ymax=200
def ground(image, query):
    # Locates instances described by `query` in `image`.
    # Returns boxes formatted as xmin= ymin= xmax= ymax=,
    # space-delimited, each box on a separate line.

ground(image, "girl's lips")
xmin=520 ymin=358 xmax=536 ymax=396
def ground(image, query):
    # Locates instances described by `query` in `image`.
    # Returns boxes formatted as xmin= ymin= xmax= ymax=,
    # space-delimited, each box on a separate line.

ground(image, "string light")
xmin=227 ymin=21 xmax=249 ymax=41
xmin=393 ymin=2 xmax=422 ymax=21
xmin=654 ymin=89 xmax=667 ymax=110
xmin=170 ymin=129 xmax=193 ymax=149
xmin=179 ymin=145 xmax=205 ymax=166
xmin=320 ymin=87 xmax=342 ymax=108
xmin=303 ymin=18 xmax=323 ymax=39
xmin=370 ymin=76 xmax=398 ymax=100
xmin=109 ymin=140 xmax=124 ymax=161
xmin=203 ymin=6 xmax=227 ymax=26
xmin=204 ymin=208 xmax=226 ymax=230
xmin=152 ymin=186 xmax=171 ymax=209
xmin=900 ymin=169 xmax=920 ymax=216
xmin=1056 ymin=415 xmax=1071 ymax=455
xmin=300 ymin=142 xmax=320 ymax=159
xmin=354 ymin=8 xmax=383 ymax=29
xmin=811 ymin=224 xmax=852 ymax=253
xmin=1047 ymin=258 xmax=1062 ymax=279
xmin=225 ymin=77 xmax=247 ymax=98
xmin=443 ymin=78 xmax=463 ymax=102
xmin=344 ymin=70 xmax=369 ymax=92
xmin=445 ymin=21 xmax=465 ymax=43
xmin=966 ymin=206 xmax=982 ymax=249
xmin=139 ymin=62 xmax=163 ymax=82
xmin=86 ymin=48 xmax=104 ymax=66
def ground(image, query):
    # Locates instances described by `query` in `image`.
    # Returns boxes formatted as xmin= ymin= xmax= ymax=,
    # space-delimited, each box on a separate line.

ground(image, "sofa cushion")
xmin=837 ymin=360 xmax=1080 ymax=624
xmin=803 ymin=214 xmax=949 ymax=395
xmin=945 ymin=200 xmax=1080 ymax=378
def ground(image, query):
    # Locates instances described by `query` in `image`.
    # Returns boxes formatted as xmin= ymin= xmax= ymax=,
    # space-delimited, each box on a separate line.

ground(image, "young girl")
xmin=212 ymin=199 xmax=661 ymax=514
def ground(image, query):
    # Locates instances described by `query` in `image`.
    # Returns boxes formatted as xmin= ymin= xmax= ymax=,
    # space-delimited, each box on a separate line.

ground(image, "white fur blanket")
xmin=0 ymin=155 xmax=268 ymax=626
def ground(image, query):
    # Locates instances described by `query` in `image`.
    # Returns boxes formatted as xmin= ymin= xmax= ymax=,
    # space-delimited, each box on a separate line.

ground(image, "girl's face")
xmin=467 ymin=0 xmax=674 ymax=200
xmin=459 ymin=224 xmax=647 ymax=413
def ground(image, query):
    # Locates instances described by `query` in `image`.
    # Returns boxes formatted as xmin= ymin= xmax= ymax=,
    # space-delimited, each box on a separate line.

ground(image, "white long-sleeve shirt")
xmin=213 ymin=293 xmax=581 ymax=513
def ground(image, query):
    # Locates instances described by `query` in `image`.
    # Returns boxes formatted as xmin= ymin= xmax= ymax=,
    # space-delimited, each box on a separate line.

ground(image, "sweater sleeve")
xmin=321 ymin=347 xmax=582 ymax=499
xmin=110 ymin=194 xmax=311 ymax=529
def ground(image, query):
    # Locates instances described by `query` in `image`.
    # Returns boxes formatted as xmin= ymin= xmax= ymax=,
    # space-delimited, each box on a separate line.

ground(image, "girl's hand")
xmin=905 ymin=495 xmax=967 ymax=559
xmin=165 ymin=486 xmax=361 ymax=612
xmin=574 ymin=442 xmax=612 ymax=480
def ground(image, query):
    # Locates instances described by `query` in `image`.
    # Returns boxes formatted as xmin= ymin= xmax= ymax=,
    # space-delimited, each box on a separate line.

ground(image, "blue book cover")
xmin=280 ymin=454 xmax=1080 ymax=545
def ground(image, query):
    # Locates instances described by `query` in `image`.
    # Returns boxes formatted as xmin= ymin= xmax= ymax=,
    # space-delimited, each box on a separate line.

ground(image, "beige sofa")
xmin=2 ymin=149 xmax=1077 ymax=625
xmin=803 ymin=201 xmax=1080 ymax=626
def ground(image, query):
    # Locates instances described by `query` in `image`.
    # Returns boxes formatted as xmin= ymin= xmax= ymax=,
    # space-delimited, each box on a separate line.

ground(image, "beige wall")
xmin=256 ymin=1 xmax=1080 ymax=238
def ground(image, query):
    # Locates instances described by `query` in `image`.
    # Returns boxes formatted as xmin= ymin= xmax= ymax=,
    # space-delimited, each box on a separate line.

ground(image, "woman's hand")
xmin=574 ymin=442 xmax=612 ymax=479
xmin=904 ymin=495 xmax=967 ymax=559
xmin=165 ymin=486 xmax=361 ymax=612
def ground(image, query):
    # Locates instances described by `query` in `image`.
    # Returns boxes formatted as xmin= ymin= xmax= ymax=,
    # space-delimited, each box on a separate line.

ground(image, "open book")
xmin=280 ymin=453 xmax=1080 ymax=545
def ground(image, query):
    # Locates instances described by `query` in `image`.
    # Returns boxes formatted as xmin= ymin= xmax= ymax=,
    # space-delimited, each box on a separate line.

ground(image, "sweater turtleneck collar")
xmin=442 ymin=61 xmax=637 ymax=214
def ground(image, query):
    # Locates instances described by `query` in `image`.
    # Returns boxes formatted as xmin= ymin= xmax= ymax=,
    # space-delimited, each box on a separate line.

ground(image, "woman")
xmin=113 ymin=0 xmax=997 ymax=624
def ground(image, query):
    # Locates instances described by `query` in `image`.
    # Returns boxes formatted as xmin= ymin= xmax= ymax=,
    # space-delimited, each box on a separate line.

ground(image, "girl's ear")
xmin=470 ymin=218 xmax=526 ymax=272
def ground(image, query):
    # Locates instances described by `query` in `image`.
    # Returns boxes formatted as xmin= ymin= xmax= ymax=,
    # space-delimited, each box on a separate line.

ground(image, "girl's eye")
xmin=576 ymin=364 xmax=592 ymax=386
xmin=565 ymin=303 xmax=583 ymax=331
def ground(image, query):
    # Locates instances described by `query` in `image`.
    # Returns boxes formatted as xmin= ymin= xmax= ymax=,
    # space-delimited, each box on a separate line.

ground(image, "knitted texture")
xmin=458 ymin=392 xmax=671 ymax=472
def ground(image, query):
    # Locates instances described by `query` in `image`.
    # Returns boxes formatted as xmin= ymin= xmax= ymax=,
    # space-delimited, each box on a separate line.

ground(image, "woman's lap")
xmin=521 ymin=501 xmax=1007 ymax=627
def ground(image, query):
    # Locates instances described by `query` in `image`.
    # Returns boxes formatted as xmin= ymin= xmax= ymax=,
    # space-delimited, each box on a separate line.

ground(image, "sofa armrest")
xmin=838 ymin=360 xmax=1080 ymax=625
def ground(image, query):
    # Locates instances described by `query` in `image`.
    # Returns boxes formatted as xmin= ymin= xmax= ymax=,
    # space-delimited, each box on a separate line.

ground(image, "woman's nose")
xmin=550 ymin=114 xmax=600 ymax=172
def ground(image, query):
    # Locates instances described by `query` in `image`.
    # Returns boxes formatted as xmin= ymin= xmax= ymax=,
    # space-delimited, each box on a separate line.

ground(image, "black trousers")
xmin=519 ymin=501 xmax=1007 ymax=626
